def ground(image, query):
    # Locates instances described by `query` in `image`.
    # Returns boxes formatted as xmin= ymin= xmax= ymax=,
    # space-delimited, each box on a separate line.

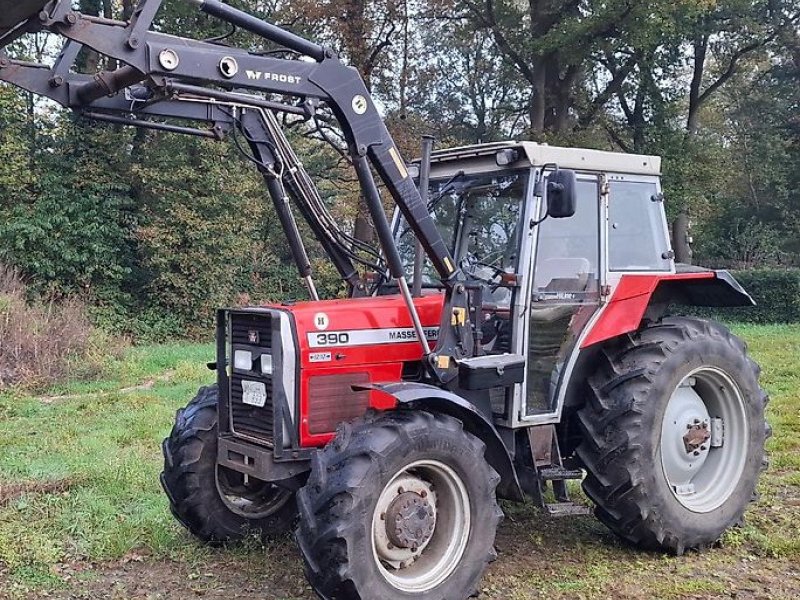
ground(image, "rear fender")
xmin=357 ymin=382 xmax=524 ymax=501
xmin=581 ymin=270 xmax=753 ymax=349
xmin=650 ymin=270 xmax=753 ymax=309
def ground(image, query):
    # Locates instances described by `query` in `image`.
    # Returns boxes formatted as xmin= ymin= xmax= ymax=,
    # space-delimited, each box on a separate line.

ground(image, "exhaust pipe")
xmin=412 ymin=135 xmax=434 ymax=298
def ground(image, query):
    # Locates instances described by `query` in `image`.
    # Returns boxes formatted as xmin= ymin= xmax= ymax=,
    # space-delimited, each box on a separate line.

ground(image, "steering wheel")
xmin=461 ymin=250 xmax=505 ymax=285
xmin=460 ymin=253 xmax=514 ymax=309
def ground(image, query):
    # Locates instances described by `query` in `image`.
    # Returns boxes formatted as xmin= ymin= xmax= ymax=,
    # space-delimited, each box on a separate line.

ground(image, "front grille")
xmin=307 ymin=372 xmax=370 ymax=434
xmin=230 ymin=374 xmax=274 ymax=441
xmin=229 ymin=312 xmax=274 ymax=446
xmin=231 ymin=313 xmax=273 ymax=349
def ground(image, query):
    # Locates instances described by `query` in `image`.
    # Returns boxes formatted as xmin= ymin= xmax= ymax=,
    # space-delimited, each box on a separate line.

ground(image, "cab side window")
xmin=608 ymin=181 xmax=671 ymax=271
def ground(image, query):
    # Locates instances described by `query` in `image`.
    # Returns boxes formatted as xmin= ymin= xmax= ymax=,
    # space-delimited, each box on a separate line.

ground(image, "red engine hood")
xmin=266 ymin=293 xmax=445 ymax=370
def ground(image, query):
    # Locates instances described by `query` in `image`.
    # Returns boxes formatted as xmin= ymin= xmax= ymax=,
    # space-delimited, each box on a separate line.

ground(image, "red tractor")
xmin=1 ymin=2 xmax=768 ymax=599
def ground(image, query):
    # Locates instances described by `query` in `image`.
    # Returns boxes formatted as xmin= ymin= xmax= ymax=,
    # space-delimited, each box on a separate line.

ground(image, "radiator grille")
xmin=229 ymin=312 xmax=274 ymax=445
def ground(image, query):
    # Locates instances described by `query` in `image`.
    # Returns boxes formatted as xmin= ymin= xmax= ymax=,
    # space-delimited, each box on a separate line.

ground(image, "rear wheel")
xmin=160 ymin=385 xmax=296 ymax=543
xmin=576 ymin=317 xmax=769 ymax=554
xmin=296 ymin=410 xmax=502 ymax=599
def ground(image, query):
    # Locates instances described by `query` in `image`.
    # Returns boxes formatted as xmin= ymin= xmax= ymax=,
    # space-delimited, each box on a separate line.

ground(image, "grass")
xmin=0 ymin=324 xmax=799 ymax=599
xmin=0 ymin=343 xmax=217 ymax=593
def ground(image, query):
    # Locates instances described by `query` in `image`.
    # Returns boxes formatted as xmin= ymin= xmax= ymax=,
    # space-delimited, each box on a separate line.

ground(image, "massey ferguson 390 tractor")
xmin=2 ymin=1 xmax=769 ymax=598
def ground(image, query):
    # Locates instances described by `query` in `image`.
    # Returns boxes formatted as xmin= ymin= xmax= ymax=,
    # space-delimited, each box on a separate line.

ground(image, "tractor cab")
xmin=394 ymin=141 xmax=671 ymax=424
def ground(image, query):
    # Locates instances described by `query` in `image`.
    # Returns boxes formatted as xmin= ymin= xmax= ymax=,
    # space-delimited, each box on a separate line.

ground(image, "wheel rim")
xmin=215 ymin=466 xmax=293 ymax=519
xmin=370 ymin=459 xmax=471 ymax=593
xmin=659 ymin=367 xmax=749 ymax=513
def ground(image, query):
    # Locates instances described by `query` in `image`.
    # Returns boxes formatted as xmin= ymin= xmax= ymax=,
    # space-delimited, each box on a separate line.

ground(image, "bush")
xmin=0 ymin=264 xmax=123 ymax=390
xmin=686 ymin=268 xmax=800 ymax=324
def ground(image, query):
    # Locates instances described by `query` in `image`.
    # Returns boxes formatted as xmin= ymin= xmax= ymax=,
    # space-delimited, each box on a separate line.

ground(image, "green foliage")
xmin=0 ymin=86 xmax=32 ymax=206
xmin=732 ymin=269 xmax=800 ymax=323
xmin=0 ymin=0 xmax=798 ymax=342
xmin=132 ymin=134 xmax=255 ymax=336
xmin=0 ymin=117 xmax=137 ymax=300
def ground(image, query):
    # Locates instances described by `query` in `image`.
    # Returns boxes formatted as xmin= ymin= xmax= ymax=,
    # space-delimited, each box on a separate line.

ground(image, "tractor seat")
xmin=534 ymin=257 xmax=591 ymax=293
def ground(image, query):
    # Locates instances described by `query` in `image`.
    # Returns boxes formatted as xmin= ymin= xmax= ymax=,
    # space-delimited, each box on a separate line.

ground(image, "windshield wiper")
xmin=398 ymin=171 xmax=467 ymax=241
xmin=426 ymin=170 xmax=465 ymax=212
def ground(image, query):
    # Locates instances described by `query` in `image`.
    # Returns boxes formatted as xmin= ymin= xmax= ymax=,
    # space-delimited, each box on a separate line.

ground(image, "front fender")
xmin=357 ymin=381 xmax=524 ymax=501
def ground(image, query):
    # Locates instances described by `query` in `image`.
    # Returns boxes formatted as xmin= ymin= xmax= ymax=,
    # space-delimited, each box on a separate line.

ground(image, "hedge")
xmin=683 ymin=268 xmax=800 ymax=324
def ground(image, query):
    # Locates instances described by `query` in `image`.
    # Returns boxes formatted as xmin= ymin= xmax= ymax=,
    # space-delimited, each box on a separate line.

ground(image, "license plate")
xmin=241 ymin=380 xmax=267 ymax=407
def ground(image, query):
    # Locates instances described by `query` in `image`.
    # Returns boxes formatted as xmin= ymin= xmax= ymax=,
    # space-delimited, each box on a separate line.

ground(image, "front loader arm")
xmin=0 ymin=0 xmax=472 ymax=381
xmin=4 ymin=0 xmax=458 ymax=283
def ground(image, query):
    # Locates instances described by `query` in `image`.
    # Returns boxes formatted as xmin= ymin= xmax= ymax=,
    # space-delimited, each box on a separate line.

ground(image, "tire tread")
xmin=576 ymin=317 xmax=768 ymax=554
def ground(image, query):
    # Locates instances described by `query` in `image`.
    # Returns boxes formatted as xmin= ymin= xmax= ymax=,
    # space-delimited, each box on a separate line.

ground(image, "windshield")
xmin=395 ymin=170 xmax=528 ymax=293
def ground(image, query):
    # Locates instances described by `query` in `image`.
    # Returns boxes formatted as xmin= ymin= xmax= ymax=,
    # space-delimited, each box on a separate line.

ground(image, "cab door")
xmin=523 ymin=174 xmax=604 ymax=418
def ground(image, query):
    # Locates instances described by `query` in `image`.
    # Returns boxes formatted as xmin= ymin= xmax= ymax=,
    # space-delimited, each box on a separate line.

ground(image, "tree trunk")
xmin=530 ymin=57 xmax=547 ymax=137
xmin=340 ymin=0 xmax=372 ymax=88
xmin=77 ymin=0 xmax=103 ymax=72
xmin=686 ymin=36 xmax=708 ymax=135
xmin=551 ymin=62 xmax=581 ymax=132
xmin=338 ymin=0 xmax=375 ymax=245
xmin=122 ymin=0 xmax=135 ymax=20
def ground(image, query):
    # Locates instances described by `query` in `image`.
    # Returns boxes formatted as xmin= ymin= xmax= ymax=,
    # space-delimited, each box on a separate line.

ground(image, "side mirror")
xmin=546 ymin=168 xmax=577 ymax=218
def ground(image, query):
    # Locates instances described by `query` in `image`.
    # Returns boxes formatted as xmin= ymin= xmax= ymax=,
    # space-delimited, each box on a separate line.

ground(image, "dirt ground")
xmin=4 ymin=511 xmax=799 ymax=600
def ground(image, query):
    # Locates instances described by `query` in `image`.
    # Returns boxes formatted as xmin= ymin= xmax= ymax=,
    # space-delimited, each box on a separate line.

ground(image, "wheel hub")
xmin=683 ymin=422 xmax=711 ymax=453
xmin=385 ymin=491 xmax=435 ymax=550
xmin=371 ymin=460 xmax=471 ymax=592
xmin=373 ymin=475 xmax=437 ymax=567
xmin=661 ymin=380 xmax=712 ymax=492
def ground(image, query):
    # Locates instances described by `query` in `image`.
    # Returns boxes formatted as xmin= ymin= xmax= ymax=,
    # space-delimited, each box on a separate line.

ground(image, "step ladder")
xmin=525 ymin=425 xmax=591 ymax=517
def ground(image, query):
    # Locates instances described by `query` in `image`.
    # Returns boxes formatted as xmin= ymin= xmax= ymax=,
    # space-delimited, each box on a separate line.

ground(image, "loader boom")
xmin=0 ymin=0 xmax=472 ymax=380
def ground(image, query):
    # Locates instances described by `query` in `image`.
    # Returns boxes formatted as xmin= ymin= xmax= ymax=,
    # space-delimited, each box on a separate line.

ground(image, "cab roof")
xmin=427 ymin=141 xmax=661 ymax=176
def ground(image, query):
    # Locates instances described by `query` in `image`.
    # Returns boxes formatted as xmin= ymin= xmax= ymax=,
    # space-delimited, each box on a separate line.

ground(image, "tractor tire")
xmin=576 ymin=316 xmax=769 ymax=554
xmin=296 ymin=410 xmax=503 ymax=600
xmin=160 ymin=385 xmax=296 ymax=544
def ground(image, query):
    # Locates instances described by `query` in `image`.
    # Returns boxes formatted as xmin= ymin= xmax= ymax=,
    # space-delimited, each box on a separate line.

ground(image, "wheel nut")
xmin=398 ymin=486 xmax=404 ymax=494
xmin=420 ymin=490 xmax=428 ymax=498
xmin=380 ymin=512 xmax=386 ymax=520
xmin=693 ymin=450 xmax=700 ymax=456
xmin=700 ymin=445 xmax=707 ymax=451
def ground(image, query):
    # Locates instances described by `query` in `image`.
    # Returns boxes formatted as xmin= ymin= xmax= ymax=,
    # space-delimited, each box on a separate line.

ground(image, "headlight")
xmin=260 ymin=354 xmax=273 ymax=375
xmin=234 ymin=350 xmax=252 ymax=371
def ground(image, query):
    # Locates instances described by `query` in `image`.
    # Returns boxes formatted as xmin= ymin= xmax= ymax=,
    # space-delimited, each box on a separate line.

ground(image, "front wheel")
xmin=160 ymin=385 xmax=297 ymax=543
xmin=576 ymin=317 xmax=769 ymax=554
xmin=296 ymin=410 xmax=503 ymax=599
